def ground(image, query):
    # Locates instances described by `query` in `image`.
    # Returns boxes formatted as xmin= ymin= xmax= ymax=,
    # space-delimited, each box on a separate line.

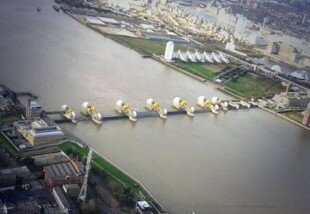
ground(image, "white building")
xmin=164 ymin=41 xmax=175 ymax=61
xmin=225 ymin=37 xmax=247 ymax=56
xmin=248 ymin=34 xmax=268 ymax=46
xmin=15 ymin=119 xmax=64 ymax=145
xmin=136 ymin=201 xmax=152 ymax=214
xmin=234 ymin=15 xmax=255 ymax=43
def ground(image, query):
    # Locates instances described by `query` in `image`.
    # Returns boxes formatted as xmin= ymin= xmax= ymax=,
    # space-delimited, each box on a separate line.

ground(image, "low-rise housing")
xmin=4 ymin=200 xmax=40 ymax=214
xmin=0 ymin=166 xmax=31 ymax=193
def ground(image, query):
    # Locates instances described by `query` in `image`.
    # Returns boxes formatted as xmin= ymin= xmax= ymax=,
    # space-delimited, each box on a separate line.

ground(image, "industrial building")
xmin=225 ymin=38 xmax=247 ymax=56
xmin=44 ymin=162 xmax=83 ymax=187
xmin=31 ymin=151 xmax=69 ymax=167
xmin=0 ymin=166 xmax=31 ymax=193
xmin=272 ymin=92 xmax=310 ymax=108
xmin=26 ymin=101 xmax=42 ymax=119
xmin=63 ymin=184 xmax=80 ymax=198
xmin=52 ymin=187 xmax=79 ymax=214
xmin=2 ymin=200 xmax=40 ymax=214
xmin=15 ymin=119 xmax=64 ymax=145
xmin=268 ymin=42 xmax=280 ymax=55
xmin=267 ymin=41 xmax=303 ymax=64
xmin=136 ymin=201 xmax=152 ymax=214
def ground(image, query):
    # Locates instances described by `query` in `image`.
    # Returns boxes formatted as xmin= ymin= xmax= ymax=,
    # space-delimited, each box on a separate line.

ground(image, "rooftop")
xmin=29 ymin=101 xmax=41 ymax=109
xmin=53 ymin=187 xmax=78 ymax=213
xmin=32 ymin=151 xmax=69 ymax=166
xmin=0 ymin=166 xmax=30 ymax=176
xmin=45 ymin=162 xmax=79 ymax=179
xmin=63 ymin=183 xmax=80 ymax=190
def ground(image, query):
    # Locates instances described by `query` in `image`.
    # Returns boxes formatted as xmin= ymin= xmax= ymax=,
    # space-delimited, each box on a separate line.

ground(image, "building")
xmin=272 ymin=92 xmax=310 ymax=108
xmin=63 ymin=184 xmax=80 ymax=198
xmin=42 ymin=206 xmax=62 ymax=214
xmin=26 ymin=101 xmax=42 ymax=119
xmin=52 ymin=187 xmax=79 ymax=214
xmin=0 ymin=201 xmax=7 ymax=214
xmin=15 ymin=119 xmax=64 ymax=145
xmin=136 ymin=201 xmax=152 ymax=214
xmin=290 ymin=48 xmax=302 ymax=62
xmin=0 ymin=166 xmax=31 ymax=193
xmin=44 ymin=162 xmax=83 ymax=187
xmin=268 ymin=42 xmax=280 ymax=55
xmin=225 ymin=38 xmax=247 ymax=56
xmin=301 ymin=56 xmax=310 ymax=67
xmin=248 ymin=34 xmax=268 ymax=46
xmin=164 ymin=41 xmax=174 ymax=61
xmin=5 ymin=200 xmax=40 ymax=214
xmin=32 ymin=151 xmax=69 ymax=167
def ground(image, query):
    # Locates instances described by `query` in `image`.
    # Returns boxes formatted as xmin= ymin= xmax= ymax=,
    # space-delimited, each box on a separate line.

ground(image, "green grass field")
xmin=110 ymin=36 xmax=165 ymax=55
xmin=225 ymin=73 xmax=282 ymax=97
xmin=181 ymin=63 xmax=218 ymax=79
xmin=59 ymin=141 xmax=139 ymax=188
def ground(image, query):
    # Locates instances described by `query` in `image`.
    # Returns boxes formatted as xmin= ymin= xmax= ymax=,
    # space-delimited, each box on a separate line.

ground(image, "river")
xmin=0 ymin=0 xmax=309 ymax=213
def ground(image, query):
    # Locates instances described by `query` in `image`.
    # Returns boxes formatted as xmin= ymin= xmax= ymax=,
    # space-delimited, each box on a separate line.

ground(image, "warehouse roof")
xmin=45 ymin=162 xmax=78 ymax=179
xmin=0 ymin=166 xmax=30 ymax=176
xmin=53 ymin=187 xmax=78 ymax=213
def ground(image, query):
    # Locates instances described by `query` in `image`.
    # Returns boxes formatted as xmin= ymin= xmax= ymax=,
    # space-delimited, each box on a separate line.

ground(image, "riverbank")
xmin=259 ymin=106 xmax=310 ymax=131
xmin=59 ymin=141 xmax=165 ymax=213
xmin=0 ymin=122 xmax=165 ymax=212
xmin=0 ymin=84 xmax=166 ymax=212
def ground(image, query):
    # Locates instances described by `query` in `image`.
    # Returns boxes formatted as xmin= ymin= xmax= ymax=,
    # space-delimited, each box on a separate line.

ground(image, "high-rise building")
xmin=164 ymin=41 xmax=174 ymax=61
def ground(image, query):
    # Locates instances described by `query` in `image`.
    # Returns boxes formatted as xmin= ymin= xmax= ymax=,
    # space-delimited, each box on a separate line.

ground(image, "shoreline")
xmin=63 ymin=11 xmax=309 ymax=132
xmin=259 ymin=106 xmax=310 ymax=131
xmin=0 ymin=84 xmax=167 ymax=213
